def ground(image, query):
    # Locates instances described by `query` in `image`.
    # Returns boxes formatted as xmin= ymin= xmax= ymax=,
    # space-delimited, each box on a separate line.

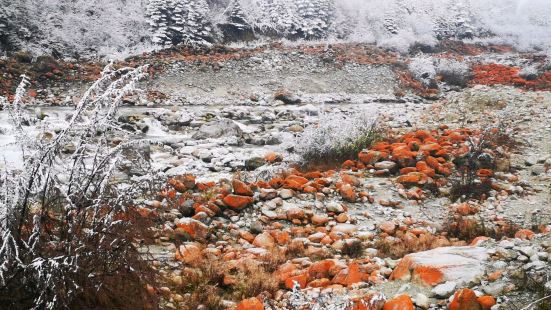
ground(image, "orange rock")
xmin=342 ymin=173 xmax=360 ymax=186
xmin=383 ymin=294 xmax=414 ymax=310
xmin=284 ymin=175 xmax=309 ymax=190
xmin=396 ymin=172 xmax=429 ymax=185
xmin=340 ymin=184 xmax=357 ymax=202
xmin=415 ymin=130 xmax=432 ymax=141
xmin=426 ymin=156 xmax=440 ymax=169
xmin=175 ymin=243 xmax=201 ymax=264
xmin=476 ymin=169 xmax=493 ymax=178
xmin=449 ymin=288 xmax=482 ymax=310
xmin=239 ymin=230 xmax=255 ymax=243
xmin=359 ymin=150 xmax=382 ymax=165
xmin=332 ymin=263 xmax=363 ymax=287
xmin=412 ymin=266 xmax=444 ymax=286
xmin=269 ymin=177 xmax=284 ymax=188
xmin=308 ymin=278 xmax=331 ymax=288
xmin=379 ymin=221 xmax=396 ymax=235
xmin=264 ymin=151 xmax=282 ymax=163
xmin=419 ymin=143 xmax=441 ymax=153
xmin=456 ymin=203 xmax=478 ymax=216
xmin=477 ymin=296 xmax=496 ymax=310
xmin=223 ymin=194 xmax=254 ymax=210
xmin=232 ymin=179 xmax=253 ymax=196
xmin=400 ymin=167 xmax=418 ymax=175
xmin=285 ymin=273 xmax=308 ymax=289
xmin=342 ymin=160 xmax=357 ymax=169
xmin=470 ymin=236 xmax=489 ymax=246
xmin=175 ymin=218 xmax=209 ymax=240
xmin=311 ymin=214 xmax=329 ymax=226
xmin=236 ymin=297 xmax=264 ymax=310
xmin=308 ymin=260 xmax=336 ymax=279
xmin=515 ymin=229 xmax=535 ymax=240
xmin=273 ymin=230 xmax=290 ymax=245
xmin=487 ymin=270 xmax=503 ymax=282
xmin=253 ymin=232 xmax=276 ymax=248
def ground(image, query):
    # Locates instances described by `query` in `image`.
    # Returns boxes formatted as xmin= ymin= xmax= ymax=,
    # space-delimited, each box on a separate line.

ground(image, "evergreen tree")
xmin=147 ymin=0 xmax=213 ymax=47
xmin=295 ymin=0 xmax=333 ymax=39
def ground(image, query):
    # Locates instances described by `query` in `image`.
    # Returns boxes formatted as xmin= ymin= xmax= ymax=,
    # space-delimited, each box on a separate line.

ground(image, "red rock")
xmin=379 ymin=221 xmax=396 ymax=235
xmin=285 ymin=273 xmax=308 ymax=289
xmin=412 ymin=266 xmax=444 ymax=286
xmin=383 ymin=294 xmax=414 ymax=310
xmin=340 ymin=184 xmax=356 ymax=202
xmin=336 ymin=213 xmax=349 ymax=223
xmin=358 ymin=150 xmax=382 ymax=165
xmin=223 ymin=194 xmax=254 ymax=210
xmin=400 ymin=167 xmax=418 ymax=175
xmin=284 ymin=175 xmax=309 ymax=190
xmin=286 ymin=207 xmax=306 ymax=220
xmin=341 ymin=173 xmax=360 ymax=186
xmin=487 ymin=270 xmax=503 ymax=282
xmin=332 ymin=263 xmax=363 ymax=287
xmin=175 ymin=218 xmax=209 ymax=240
xmin=253 ymin=232 xmax=276 ymax=248
xmin=477 ymin=296 xmax=496 ymax=310
xmin=308 ymin=278 xmax=331 ymax=288
xmin=396 ymin=172 xmax=429 ymax=185
xmin=450 ymin=288 xmax=481 ymax=310
xmin=264 ymin=151 xmax=282 ymax=163
xmin=236 ymin=297 xmax=264 ymax=310
xmin=476 ymin=169 xmax=493 ymax=178
xmin=308 ymin=260 xmax=336 ymax=279
xmin=232 ymin=179 xmax=253 ymax=196
xmin=311 ymin=214 xmax=329 ymax=226
xmin=175 ymin=243 xmax=201 ymax=264
xmin=514 ymin=229 xmax=535 ymax=240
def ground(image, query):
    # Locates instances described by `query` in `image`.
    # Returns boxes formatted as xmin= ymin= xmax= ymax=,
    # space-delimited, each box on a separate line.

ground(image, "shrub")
xmin=408 ymin=56 xmax=436 ymax=87
xmin=0 ymin=64 xmax=158 ymax=309
xmin=294 ymin=110 xmax=382 ymax=167
xmin=518 ymin=65 xmax=540 ymax=81
xmin=449 ymin=123 xmax=518 ymax=201
xmin=436 ymin=59 xmax=471 ymax=87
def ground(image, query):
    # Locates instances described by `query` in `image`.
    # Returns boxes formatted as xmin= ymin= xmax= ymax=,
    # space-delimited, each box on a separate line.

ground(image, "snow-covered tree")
xmin=147 ymin=0 xmax=214 ymax=47
xmin=295 ymin=0 xmax=333 ymax=39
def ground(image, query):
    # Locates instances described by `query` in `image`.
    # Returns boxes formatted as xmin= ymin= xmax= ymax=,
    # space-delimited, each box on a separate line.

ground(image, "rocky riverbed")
xmin=2 ymin=43 xmax=551 ymax=309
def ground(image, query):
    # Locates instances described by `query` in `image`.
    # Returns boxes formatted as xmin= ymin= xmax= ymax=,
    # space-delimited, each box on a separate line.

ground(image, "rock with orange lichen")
xmin=236 ymin=297 xmax=264 ymax=310
xmin=175 ymin=243 xmax=202 ymax=264
xmin=332 ymin=263 xmax=364 ymax=287
xmin=383 ymin=294 xmax=414 ymax=310
xmin=223 ymin=194 xmax=254 ymax=210
xmin=449 ymin=288 xmax=481 ymax=310
xmin=396 ymin=172 xmax=430 ymax=186
xmin=285 ymin=273 xmax=308 ymax=289
xmin=390 ymin=246 xmax=489 ymax=287
xmin=284 ymin=175 xmax=309 ymax=190
xmin=232 ymin=179 xmax=253 ymax=196
xmin=175 ymin=218 xmax=209 ymax=240
xmin=359 ymin=150 xmax=383 ymax=165
xmin=339 ymin=184 xmax=357 ymax=202
xmin=514 ymin=229 xmax=535 ymax=240
xmin=477 ymin=296 xmax=496 ymax=310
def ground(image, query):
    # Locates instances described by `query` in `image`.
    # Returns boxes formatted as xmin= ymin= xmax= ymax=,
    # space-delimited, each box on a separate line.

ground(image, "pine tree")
xmin=295 ymin=0 xmax=333 ymax=39
xmin=265 ymin=0 xmax=299 ymax=36
xmin=147 ymin=0 xmax=174 ymax=46
xmin=146 ymin=0 xmax=213 ymax=47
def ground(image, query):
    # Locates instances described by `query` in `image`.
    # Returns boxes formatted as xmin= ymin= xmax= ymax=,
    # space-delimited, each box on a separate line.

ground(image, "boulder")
xmin=192 ymin=118 xmax=243 ymax=139
xmin=390 ymin=246 xmax=489 ymax=287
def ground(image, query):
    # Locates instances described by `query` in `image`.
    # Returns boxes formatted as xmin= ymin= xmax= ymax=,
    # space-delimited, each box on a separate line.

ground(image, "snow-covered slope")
xmin=1 ymin=0 xmax=550 ymax=59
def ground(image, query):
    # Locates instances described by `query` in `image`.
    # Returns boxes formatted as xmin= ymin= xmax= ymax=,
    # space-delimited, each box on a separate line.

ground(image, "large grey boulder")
xmin=192 ymin=118 xmax=243 ymax=140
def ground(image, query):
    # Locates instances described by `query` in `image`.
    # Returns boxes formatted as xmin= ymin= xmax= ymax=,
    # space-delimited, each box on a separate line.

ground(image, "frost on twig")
xmin=0 ymin=63 xmax=159 ymax=309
